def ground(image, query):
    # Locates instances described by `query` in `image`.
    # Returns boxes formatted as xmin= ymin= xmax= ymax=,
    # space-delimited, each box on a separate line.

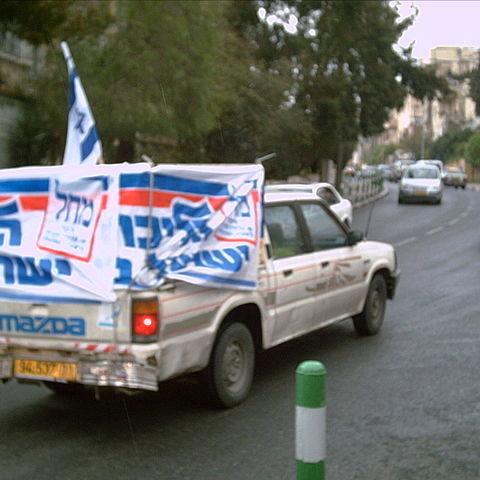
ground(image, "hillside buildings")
xmin=354 ymin=46 xmax=479 ymax=165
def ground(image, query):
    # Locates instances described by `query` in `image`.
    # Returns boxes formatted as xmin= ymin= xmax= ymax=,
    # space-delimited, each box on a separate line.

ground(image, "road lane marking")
xmin=396 ymin=237 xmax=416 ymax=247
xmin=448 ymin=218 xmax=459 ymax=226
xmin=426 ymin=226 xmax=444 ymax=235
xmin=434 ymin=338 xmax=479 ymax=344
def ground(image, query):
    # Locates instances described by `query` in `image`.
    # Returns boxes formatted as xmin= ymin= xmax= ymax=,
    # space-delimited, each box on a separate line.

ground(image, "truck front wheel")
xmin=207 ymin=322 xmax=255 ymax=408
xmin=352 ymin=274 xmax=387 ymax=336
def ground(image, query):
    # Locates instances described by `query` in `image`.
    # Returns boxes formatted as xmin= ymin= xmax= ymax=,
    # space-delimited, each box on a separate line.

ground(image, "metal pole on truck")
xmin=296 ymin=361 xmax=327 ymax=480
xmin=254 ymin=152 xmax=277 ymax=164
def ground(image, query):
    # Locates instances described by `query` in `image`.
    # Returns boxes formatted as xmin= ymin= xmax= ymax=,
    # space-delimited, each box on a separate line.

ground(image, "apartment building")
xmin=354 ymin=47 xmax=479 ymax=164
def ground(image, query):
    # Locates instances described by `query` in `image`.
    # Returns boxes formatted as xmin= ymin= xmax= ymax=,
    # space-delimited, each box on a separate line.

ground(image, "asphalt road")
xmin=1 ymin=182 xmax=479 ymax=479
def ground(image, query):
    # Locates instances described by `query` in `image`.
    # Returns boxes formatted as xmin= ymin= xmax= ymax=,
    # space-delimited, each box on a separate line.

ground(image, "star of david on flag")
xmin=61 ymin=42 xmax=103 ymax=166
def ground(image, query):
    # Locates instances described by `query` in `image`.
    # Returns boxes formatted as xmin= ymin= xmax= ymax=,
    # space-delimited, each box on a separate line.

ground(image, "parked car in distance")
xmin=378 ymin=164 xmax=397 ymax=182
xmin=265 ymin=182 xmax=353 ymax=227
xmin=444 ymin=166 xmax=467 ymax=189
xmin=398 ymin=164 xmax=443 ymax=204
xmin=342 ymin=166 xmax=357 ymax=177
xmin=394 ymin=159 xmax=416 ymax=180
xmin=417 ymin=159 xmax=445 ymax=179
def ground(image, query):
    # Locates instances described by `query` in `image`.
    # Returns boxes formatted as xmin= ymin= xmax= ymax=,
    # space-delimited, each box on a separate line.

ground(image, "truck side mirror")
xmin=347 ymin=230 xmax=364 ymax=245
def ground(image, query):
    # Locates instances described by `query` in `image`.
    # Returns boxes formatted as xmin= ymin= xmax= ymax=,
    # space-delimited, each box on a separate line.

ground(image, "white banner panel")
xmin=0 ymin=163 xmax=263 ymax=303
xmin=0 ymin=164 xmax=144 ymax=303
xmin=116 ymin=164 xmax=264 ymax=290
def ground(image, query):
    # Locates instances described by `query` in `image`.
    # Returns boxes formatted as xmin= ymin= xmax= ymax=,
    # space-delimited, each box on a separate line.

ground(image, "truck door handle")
xmin=321 ymin=261 xmax=330 ymax=268
xmin=283 ymin=269 xmax=293 ymax=277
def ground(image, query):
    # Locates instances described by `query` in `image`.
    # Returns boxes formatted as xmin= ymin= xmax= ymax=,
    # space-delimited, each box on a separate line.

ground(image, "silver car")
xmin=444 ymin=167 xmax=467 ymax=189
xmin=398 ymin=164 xmax=443 ymax=204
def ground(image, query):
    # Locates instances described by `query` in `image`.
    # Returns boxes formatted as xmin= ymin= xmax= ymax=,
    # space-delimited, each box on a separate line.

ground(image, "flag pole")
xmin=60 ymin=41 xmax=104 ymax=166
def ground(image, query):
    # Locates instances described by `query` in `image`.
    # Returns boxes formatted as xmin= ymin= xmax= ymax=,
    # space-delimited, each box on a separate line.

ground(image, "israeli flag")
xmin=61 ymin=42 xmax=103 ymax=166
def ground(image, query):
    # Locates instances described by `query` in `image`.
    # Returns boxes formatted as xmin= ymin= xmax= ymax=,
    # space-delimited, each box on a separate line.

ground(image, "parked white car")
xmin=398 ymin=164 xmax=443 ymax=204
xmin=265 ymin=182 xmax=353 ymax=227
xmin=444 ymin=166 xmax=467 ymax=189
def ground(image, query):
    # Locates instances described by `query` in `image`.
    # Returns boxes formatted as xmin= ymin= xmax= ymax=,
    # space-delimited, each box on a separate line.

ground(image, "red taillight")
xmin=134 ymin=314 xmax=158 ymax=335
xmin=132 ymin=299 xmax=159 ymax=342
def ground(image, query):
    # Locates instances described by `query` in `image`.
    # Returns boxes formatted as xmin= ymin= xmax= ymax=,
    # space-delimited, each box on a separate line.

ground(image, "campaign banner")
xmin=0 ymin=163 xmax=145 ymax=303
xmin=0 ymin=163 xmax=264 ymax=304
xmin=37 ymin=176 xmax=107 ymax=261
xmin=116 ymin=164 xmax=264 ymax=290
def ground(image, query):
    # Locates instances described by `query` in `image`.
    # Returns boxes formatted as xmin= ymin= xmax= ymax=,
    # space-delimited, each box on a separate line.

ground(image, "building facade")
xmin=353 ymin=47 xmax=479 ymax=165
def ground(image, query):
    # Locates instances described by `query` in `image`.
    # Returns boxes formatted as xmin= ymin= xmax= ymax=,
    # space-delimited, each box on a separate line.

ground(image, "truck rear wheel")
xmin=207 ymin=322 xmax=255 ymax=408
xmin=43 ymin=381 xmax=87 ymax=395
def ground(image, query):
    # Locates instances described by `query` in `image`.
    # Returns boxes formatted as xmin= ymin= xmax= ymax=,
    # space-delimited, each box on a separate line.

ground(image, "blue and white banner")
xmin=0 ymin=163 xmax=264 ymax=303
xmin=117 ymin=164 xmax=264 ymax=290
xmin=61 ymin=42 xmax=103 ymax=166
xmin=0 ymin=164 xmax=141 ymax=303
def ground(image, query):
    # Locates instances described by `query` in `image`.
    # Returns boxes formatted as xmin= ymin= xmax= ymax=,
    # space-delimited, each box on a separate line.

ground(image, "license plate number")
xmin=414 ymin=190 xmax=427 ymax=195
xmin=14 ymin=359 xmax=77 ymax=381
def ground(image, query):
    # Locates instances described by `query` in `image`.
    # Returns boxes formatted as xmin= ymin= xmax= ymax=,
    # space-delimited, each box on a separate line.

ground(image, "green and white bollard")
xmin=296 ymin=361 xmax=326 ymax=479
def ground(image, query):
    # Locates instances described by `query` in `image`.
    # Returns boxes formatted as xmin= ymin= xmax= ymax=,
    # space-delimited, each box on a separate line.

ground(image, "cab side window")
xmin=265 ymin=205 xmax=306 ymax=259
xmin=300 ymin=203 xmax=347 ymax=250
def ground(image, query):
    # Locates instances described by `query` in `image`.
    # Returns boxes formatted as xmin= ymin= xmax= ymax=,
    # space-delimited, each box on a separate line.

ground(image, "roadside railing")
xmin=341 ymin=172 xmax=384 ymax=205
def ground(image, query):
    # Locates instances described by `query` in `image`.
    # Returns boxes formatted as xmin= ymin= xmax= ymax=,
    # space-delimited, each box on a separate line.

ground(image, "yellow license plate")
xmin=414 ymin=190 xmax=427 ymax=195
xmin=14 ymin=358 xmax=77 ymax=381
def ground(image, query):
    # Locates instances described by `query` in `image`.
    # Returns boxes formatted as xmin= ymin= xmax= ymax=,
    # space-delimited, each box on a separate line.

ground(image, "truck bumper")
xmin=0 ymin=354 xmax=158 ymax=391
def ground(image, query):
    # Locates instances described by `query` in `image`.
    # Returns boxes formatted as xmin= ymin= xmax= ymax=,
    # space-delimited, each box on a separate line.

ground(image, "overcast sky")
xmin=395 ymin=1 xmax=480 ymax=59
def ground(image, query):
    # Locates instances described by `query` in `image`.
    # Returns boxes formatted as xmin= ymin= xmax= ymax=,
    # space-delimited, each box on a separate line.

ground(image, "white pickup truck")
xmin=0 ymin=165 xmax=399 ymax=408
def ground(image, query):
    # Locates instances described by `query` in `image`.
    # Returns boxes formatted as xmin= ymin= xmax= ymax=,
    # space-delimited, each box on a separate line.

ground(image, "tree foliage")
xmin=365 ymin=144 xmax=400 ymax=165
xmin=0 ymin=0 xmax=72 ymax=45
xmin=7 ymin=0 xmax=450 ymax=177
xmin=13 ymin=1 xmax=230 ymax=164
xmin=427 ymin=128 xmax=473 ymax=165
xmin=257 ymin=0 xmax=449 ymax=185
xmin=468 ymin=58 xmax=480 ymax=116
xmin=0 ymin=0 xmax=109 ymax=45
xmin=465 ymin=132 xmax=480 ymax=168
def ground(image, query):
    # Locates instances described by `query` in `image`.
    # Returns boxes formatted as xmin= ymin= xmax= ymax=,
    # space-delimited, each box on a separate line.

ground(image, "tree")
xmin=427 ymin=128 xmax=473 ymax=165
xmin=8 ymin=0 xmax=451 ymax=175
xmin=12 ymin=1 xmax=232 ymax=165
xmin=0 ymin=0 xmax=108 ymax=46
xmin=365 ymin=144 xmax=400 ymax=165
xmin=465 ymin=132 xmax=480 ymax=169
xmin=0 ymin=0 xmax=72 ymax=45
xmin=259 ymin=0 xmax=450 ymax=186
xmin=469 ymin=54 xmax=480 ymax=116
xmin=203 ymin=0 xmax=316 ymax=177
